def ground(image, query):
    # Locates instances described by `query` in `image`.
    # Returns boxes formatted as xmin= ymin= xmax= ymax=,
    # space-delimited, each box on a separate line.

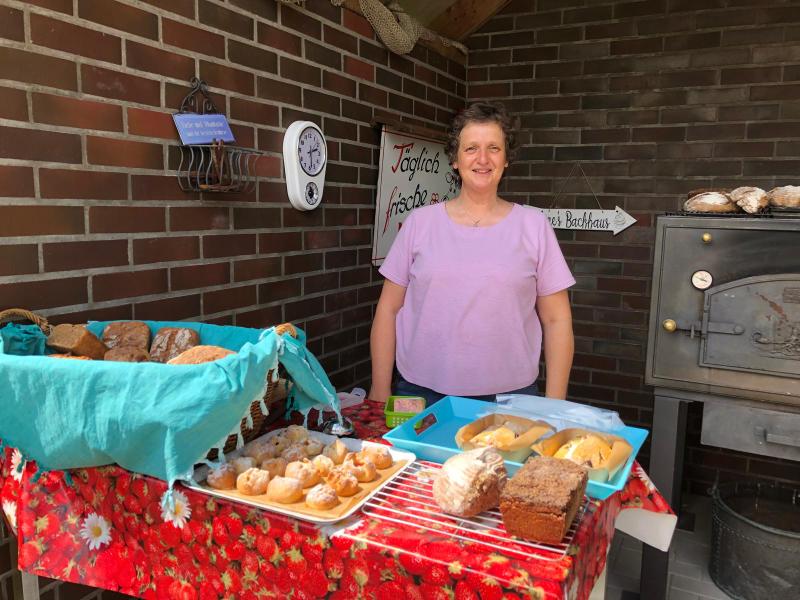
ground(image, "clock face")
xmin=297 ymin=126 xmax=326 ymax=176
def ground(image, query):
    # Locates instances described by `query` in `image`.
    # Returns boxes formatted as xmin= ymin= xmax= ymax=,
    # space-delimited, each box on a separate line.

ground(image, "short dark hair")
xmin=445 ymin=102 xmax=518 ymax=168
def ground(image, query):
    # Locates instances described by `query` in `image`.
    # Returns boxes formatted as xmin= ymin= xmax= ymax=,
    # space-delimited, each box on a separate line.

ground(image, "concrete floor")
xmin=599 ymin=494 xmax=733 ymax=600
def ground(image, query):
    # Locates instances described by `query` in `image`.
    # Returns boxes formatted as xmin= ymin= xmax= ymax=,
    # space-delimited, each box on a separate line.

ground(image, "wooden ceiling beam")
xmin=428 ymin=0 xmax=512 ymax=41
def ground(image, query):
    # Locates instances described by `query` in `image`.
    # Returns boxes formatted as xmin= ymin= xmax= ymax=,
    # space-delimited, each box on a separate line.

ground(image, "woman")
xmin=369 ymin=102 xmax=574 ymax=407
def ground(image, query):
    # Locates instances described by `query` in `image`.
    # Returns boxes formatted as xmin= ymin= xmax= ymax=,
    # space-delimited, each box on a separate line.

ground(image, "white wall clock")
xmin=283 ymin=121 xmax=327 ymax=211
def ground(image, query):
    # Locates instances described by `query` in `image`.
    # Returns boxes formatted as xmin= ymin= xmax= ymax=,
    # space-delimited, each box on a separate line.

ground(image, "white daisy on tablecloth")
xmin=2 ymin=500 xmax=16 ymax=532
xmin=10 ymin=449 xmax=23 ymax=482
xmin=79 ymin=513 xmax=111 ymax=550
xmin=160 ymin=489 xmax=191 ymax=529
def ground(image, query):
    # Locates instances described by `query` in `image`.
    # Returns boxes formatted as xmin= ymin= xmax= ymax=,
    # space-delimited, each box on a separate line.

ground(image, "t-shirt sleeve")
xmin=378 ymin=211 xmax=416 ymax=287
xmin=536 ymin=217 xmax=576 ymax=296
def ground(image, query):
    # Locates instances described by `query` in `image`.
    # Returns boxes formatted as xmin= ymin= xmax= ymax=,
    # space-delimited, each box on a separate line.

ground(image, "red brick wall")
xmin=0 ymin=0 xmax=465 ymax=394
xmin=468 ymin=0 xmax=800 ymax=494
xmin=0 ymin=1 xmax=464 ymax=594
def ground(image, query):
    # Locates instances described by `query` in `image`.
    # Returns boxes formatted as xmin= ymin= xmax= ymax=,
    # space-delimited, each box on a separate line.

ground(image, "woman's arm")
xmin=368 ymin=279 xmax=407 ymax=404
xmin=535 ymin=289 xmax=574 ymax=399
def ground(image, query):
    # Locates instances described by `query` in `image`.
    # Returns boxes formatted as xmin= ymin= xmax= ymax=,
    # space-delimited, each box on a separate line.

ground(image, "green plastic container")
xmin=384 ymin=395 xmax=425 ymax=428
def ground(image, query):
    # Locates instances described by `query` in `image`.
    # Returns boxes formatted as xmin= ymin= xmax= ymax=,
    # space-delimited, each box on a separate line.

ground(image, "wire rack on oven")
xmin=361 ymin=461 xmax=589 ymax=562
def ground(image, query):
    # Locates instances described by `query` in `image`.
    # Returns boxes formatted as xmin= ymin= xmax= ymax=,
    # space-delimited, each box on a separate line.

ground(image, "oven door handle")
xmin=706 ymin=321 xmax=745 ymax=335
xmin=662 ymin=319 xmax=744 ymax=338
xmin=754 ymin=426 xmax=800 ymax=448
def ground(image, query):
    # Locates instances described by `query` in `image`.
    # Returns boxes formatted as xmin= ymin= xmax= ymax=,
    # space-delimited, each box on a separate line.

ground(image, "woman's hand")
xmin=369 ymin=280 xmax=407 ymax=406
xmin=367 ymin=386 xmax=392 ymax=406
xmin=536 ymin=290 xmax=574 ymax=400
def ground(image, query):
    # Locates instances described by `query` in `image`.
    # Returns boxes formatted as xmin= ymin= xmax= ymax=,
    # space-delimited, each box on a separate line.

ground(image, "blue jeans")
xmin=393 ymin=371 xmax=539 ymax=408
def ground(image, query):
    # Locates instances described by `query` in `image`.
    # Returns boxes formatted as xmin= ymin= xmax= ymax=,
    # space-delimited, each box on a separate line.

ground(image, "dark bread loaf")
xmin=47 ymin=325 xmax=108 ymax=360
xmin=500 ymin=456 xmax=587 ymax=544
xmin=104 ymin=346 xmax=151 ymax=362
xmin=167 ymin=345 xmax=234 ymax=365
xmin=149 ymin=327 xmax=200 ymax=363
xmin=102 ymin=321 xmax=151 ymax=351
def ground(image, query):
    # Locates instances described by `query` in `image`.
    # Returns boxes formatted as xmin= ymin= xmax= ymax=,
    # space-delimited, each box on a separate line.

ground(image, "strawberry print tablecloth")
xmin=0 ymin=400 xmax=672 ymax=599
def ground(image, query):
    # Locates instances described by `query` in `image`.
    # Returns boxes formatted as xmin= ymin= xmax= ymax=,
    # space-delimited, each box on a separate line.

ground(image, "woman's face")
xmin=452 ymin=121 xmax=507 ymax=193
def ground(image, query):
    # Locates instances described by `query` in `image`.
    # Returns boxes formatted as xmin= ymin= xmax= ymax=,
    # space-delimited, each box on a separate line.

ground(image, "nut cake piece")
xmin=499 ymin=455 xmax=587 ymax=545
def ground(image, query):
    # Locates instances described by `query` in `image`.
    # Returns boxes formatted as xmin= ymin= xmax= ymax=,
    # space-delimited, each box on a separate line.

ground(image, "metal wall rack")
xmin=174 ymin=78 xmax=266 ymax=194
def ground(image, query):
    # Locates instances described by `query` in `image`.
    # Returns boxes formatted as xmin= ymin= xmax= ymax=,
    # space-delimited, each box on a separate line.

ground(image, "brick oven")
xmin=641 ymin=213 xmax=800 ymax=598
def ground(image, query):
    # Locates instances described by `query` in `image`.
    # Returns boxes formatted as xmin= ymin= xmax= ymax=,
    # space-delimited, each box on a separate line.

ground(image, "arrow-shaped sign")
xmin=534 ymin=206 xmax=636 ymax=235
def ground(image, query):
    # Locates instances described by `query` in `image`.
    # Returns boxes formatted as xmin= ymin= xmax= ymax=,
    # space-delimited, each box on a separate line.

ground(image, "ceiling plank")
xmin=341 ymin=0 xmax=466 ymax=64
xmin=428 ymin=0 xmax=512 ymax=41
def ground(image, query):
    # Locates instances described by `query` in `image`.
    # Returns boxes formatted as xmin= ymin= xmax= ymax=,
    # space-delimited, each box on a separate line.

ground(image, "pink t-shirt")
xmin=379 ymin=202 xmax=575 ymax=396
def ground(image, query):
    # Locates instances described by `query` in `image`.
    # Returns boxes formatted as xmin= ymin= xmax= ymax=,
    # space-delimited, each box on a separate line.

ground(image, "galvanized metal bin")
xmin=710 ymin=482 xmax=800 ymax=600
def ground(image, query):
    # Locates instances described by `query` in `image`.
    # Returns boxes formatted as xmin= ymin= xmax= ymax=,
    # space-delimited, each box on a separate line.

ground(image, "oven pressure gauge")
xmin=691 ymin=270 xmax=713 ymax=290
xmin=283 ymin=121 xmax=327 ymax=211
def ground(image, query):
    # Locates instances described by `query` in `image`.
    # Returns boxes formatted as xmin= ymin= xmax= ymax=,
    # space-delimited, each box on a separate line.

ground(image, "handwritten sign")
xmin=173 ymin=113 xmax=235 ymax=145
xmin=535 ymin=206 xmax=636 ymax=235
xmin=372 ymin=127 xmax=458 ymax=265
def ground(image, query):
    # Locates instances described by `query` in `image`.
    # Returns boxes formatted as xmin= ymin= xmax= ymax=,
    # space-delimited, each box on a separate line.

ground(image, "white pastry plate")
xmin=182 ymin=429 xmax=416 ymax=524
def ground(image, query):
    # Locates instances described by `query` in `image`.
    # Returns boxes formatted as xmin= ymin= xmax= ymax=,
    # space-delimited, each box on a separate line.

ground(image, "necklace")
xmin=452 ymin=200 xmax=496 ymax=227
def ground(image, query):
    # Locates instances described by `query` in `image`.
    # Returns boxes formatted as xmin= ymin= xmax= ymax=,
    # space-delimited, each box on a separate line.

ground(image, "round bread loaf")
xmin=432 ymin=447 xmax=507 ymax=517
xmin=104 ymin=346 xmax=150 ymax=362
xmin=768 ymin=185 xmax=800 ymax=208
xmin=102 ymin=321 xmax=151 ymax=351
xmin=167 ymin=345 xmax=234 ymax=365
xmin=730 ymin=186 xmax=768 ymax=214
xmin=683 ymin=192 xmax=738 ymax=213
xmin=150 ymin=327 xmax=200 ymax=363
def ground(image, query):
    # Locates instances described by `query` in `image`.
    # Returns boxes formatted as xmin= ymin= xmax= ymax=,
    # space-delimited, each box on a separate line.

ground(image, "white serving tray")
xmin=182 ymin=429 xmax=416 ymax=524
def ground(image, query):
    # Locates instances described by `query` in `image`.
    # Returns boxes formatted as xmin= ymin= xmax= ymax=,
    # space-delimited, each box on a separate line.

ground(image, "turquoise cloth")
xmin=0 ymin=321 xmax=338 ymax=487
xmin=0 ymin=322 xmax=47 ymax=356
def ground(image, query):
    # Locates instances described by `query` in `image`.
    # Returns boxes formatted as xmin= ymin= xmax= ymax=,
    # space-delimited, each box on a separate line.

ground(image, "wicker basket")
xmin=207 ymin=322 xmax=296 ymax=459
xmin=0 ymin=309 xmax=296 ymax=460
xmin=0 ymin=307 xmax=52 ymax=335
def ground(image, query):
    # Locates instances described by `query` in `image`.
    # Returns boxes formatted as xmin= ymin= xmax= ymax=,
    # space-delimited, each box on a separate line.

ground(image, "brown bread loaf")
xmin=500 ymin=456 xmax=587 ymax=544
xmin=47 ymin=325 xmax=108 ymax=360
xmin=104 ymin=346 xmax=151 ymax=362
xmin=102 ymin=321 xmax=151 ymax=351
xmin=149 ymin=327 xmax=200 ymax=363
xmin=167 ymin=345 xmax=234 ymax=365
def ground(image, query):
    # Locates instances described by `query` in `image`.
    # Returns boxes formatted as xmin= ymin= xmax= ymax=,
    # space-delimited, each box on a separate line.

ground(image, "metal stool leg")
xmin=639 ymin=394 xmax=688 ymax=600
xmin=19 ymin=572 xmax=39 ymax=600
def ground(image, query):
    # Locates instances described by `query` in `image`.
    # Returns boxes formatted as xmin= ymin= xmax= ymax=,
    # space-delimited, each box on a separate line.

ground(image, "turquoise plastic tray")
xmin=382 ymin=396 xmax=649 ymax=500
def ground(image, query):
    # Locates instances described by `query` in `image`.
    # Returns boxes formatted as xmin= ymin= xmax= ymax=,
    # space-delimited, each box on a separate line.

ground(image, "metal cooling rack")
xmin=361 ymin=461 xmax=589 ymax=561
xmin=668 ymin=211 xmax=774 ymax=218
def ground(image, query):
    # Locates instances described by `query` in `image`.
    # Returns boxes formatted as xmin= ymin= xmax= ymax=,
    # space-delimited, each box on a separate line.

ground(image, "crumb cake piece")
xmin=499 ymin=456 xmax=587 ymax=544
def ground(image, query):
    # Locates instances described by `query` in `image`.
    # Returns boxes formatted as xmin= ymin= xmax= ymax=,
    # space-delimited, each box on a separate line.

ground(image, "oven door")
xmin=701 ymin=274 xmax=800 ymax=380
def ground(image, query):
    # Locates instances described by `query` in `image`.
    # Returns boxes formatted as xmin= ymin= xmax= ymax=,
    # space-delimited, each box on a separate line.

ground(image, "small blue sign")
xmin=173 ymin=113 xmax=235 ymax=145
